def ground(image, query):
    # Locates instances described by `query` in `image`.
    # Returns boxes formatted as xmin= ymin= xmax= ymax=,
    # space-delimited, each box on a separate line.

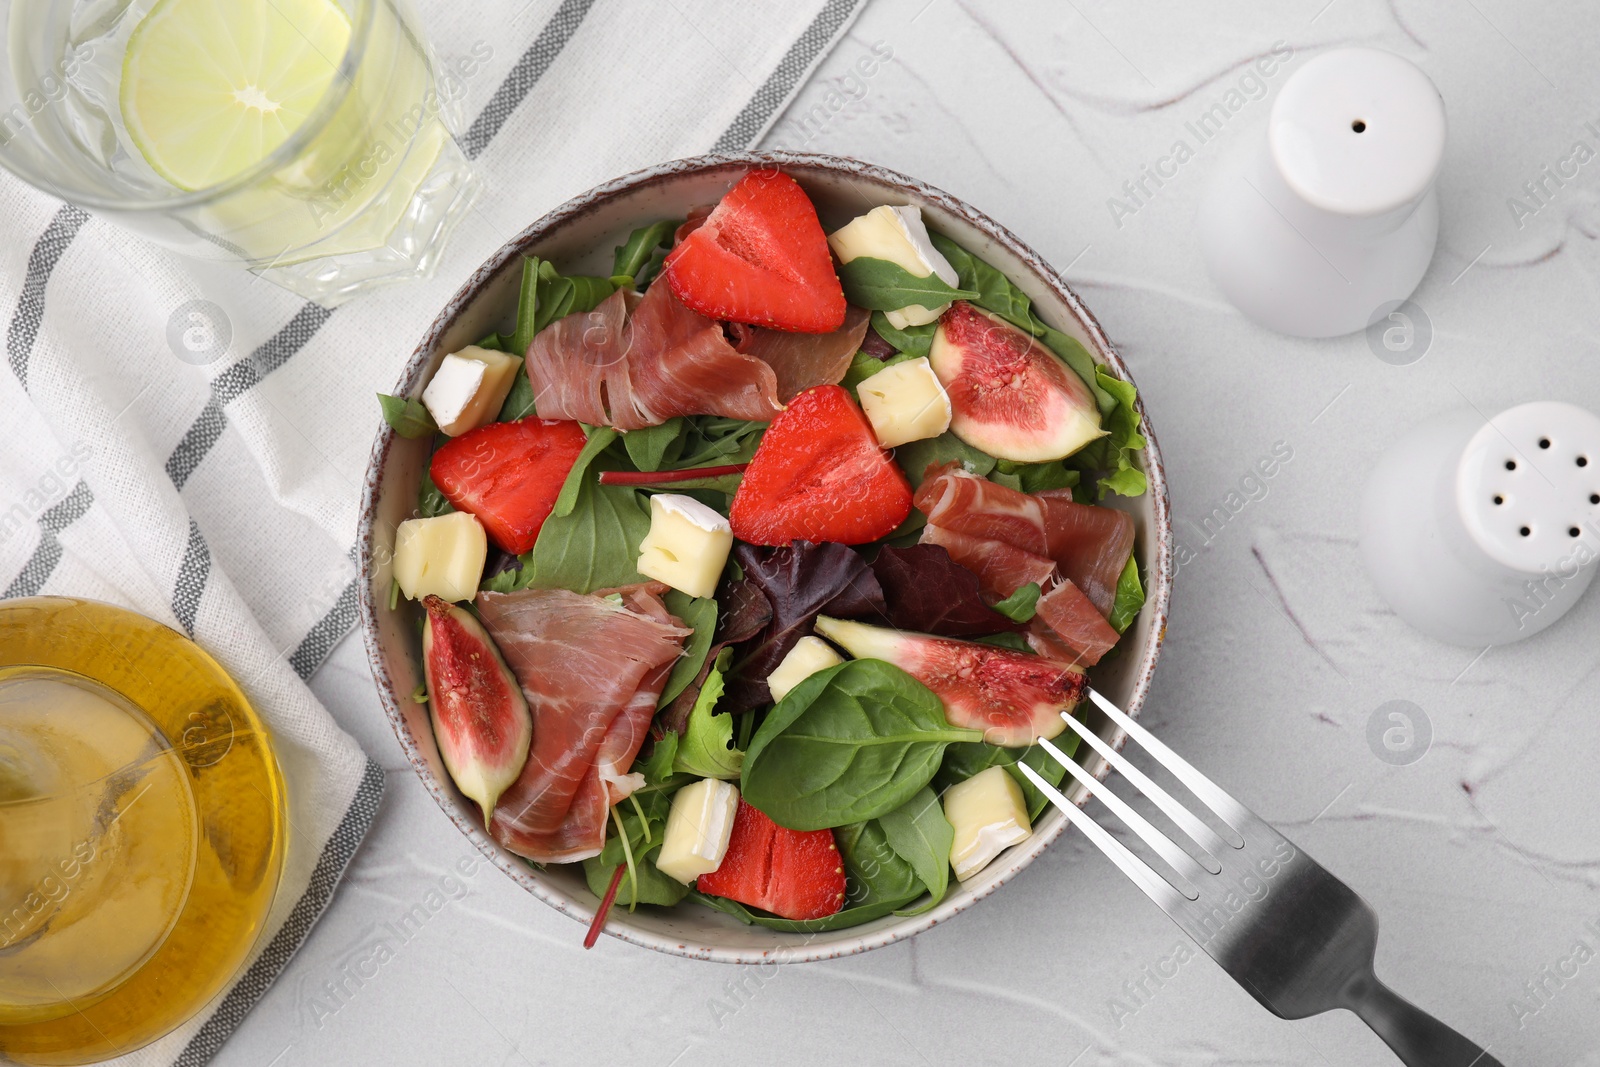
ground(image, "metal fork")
xmin=1018 ymin=689 xmax=1505 ymax=1067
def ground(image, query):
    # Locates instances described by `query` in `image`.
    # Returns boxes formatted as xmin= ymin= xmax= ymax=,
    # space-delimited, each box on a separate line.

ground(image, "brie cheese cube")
xmin=636 ymin=493 xmax=733 ymax=600
xmin=828 ymin=205 xmax=961 ymax=326
xmin=392 ymin=511 xmax=488 ymax=602
xmin=767 ymin=636 xmax=844 ymax=702
xmin=943 ymin=765 xmax=1032 ymax=882
xmin=422 ymin=346 xmax=525 ymax=436
xmin=657 ymin=778 xmax=740 ymax=885
xmin=856 ymin=356 xmax=952 ymax=448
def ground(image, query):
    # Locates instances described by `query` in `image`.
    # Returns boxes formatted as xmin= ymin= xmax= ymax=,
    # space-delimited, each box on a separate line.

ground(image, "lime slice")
xmin=120 ymin=0 xmax=353 ymax=192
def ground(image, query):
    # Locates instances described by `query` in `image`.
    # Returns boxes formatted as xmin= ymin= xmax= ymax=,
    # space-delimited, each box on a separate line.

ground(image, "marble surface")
xmin=218 ymin=1 xmax=1600 ymax=1063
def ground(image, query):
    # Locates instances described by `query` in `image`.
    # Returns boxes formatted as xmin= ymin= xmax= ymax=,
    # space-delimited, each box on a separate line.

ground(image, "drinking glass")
xmin=0 ymin=597 xmax=286 ymax=1065
xmin=0 ymin=0 xmax=480 ymax=305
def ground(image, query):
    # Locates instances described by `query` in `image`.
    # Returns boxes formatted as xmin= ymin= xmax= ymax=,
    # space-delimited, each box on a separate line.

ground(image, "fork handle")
xmin=1347 ymin=978 xmax=1505 ymax=1067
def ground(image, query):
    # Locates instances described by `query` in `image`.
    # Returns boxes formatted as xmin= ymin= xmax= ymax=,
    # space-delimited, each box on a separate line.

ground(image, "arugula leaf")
xmin=635 ymin=732 xmax=680 ymax=787
xmin=672 ymin=416 xmax=766 ymax=469
xmin=673 ymin=649 xmax=742 ymax=779
xmin=740 ymin=659 xmax=982 ymax=830
xmin=660 ymin=590 xmax=717 ymax=708
xmin=991 ymin=583 xmax=1041 ymax=623
xmin=611 ymin=220 xmax=680 ymax=285
xmin=724 ymin=542 xmax=886 ymax=713
xmin=836 ymin=256 xmax=977 ymax=312
xmin=522 ymin=473 xmax=651 ymax=594
xmin=890 ymin=432 xmax=997 ymax=488
xmin=869 ymin=311 xmax=937 ymax=360
xmin=623 ymin=417 xmax=687 ymax=472
xmin=877 ymin=787 xmax=954 ymax=915
xmin=377 ymin=394 xmax=437 ymax=439
xmin=509 ymin=256 xmax=618 ymax=357
xmin=417 ymin=470 xmax=453 ymax=517
xmin=688 ymin=889 xmax=922 ymax=932
xmin=551 ymin=426 xmax=620 ymax=519
xmin=871 ymin=544 xmax=1022 ymax=638
xmin=1108 ymin=554 xmax=1145 ymax=634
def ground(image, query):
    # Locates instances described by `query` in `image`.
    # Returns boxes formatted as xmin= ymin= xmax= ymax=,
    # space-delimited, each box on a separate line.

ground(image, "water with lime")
xmin=0 ymin=0 xmax=479 ymax=304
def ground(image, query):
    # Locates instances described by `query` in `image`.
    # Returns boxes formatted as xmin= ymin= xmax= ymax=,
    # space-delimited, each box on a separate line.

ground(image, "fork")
xmin=1017 ymin=689 xmax=1505 ymax=1067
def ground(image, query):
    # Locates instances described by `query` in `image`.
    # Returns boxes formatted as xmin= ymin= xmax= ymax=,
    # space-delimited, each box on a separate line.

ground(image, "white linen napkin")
xmin=0 ymin=0 xmax=865 ymax=1062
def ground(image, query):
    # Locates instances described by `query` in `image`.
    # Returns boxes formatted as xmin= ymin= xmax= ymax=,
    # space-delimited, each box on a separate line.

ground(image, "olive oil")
xmin=0 ymin=598 xmax=286 ymax=1066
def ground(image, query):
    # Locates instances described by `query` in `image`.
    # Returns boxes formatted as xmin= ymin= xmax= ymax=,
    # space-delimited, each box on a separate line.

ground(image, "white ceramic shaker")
xmin=1361 ymin=402 xmax=1600 ymax=646
xmin=1198 ymin=47 xmax=1446 ymax=338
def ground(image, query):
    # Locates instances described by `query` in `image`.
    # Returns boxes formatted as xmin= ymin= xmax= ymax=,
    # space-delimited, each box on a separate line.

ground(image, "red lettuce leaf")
xmin=871 ymin=543 xmax=1025 ymax=637
xmin=723 ymin=541 xmax=886 ymax=712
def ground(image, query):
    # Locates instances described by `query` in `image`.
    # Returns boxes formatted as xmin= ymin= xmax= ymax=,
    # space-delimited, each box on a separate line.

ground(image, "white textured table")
xmin=219 ymin=1 xmax=1600 ymax=1063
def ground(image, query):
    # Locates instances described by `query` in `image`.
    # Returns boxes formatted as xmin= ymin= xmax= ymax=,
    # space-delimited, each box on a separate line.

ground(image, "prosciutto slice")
xmin=735 ymin=305 xmax=870 ymax=402
xmin=1028 ymin=580 xmax=1120 ymax=666
xmin=913 ymin=463 xmax=1135 ymax=659
xmin=528 ymin=282 xmax=783 ymax=430
xmin=476 ymin=584 xmax=690 ymax=864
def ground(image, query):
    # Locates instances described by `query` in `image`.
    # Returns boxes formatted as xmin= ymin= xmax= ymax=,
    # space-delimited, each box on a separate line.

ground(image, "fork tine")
xmin=1035 ymin=737 xmax=1207 ymax=896
xmin=1086 ymin=689 xmax=1254 ymax=842
xmin=1016 ymin=762 xmax=1190 ymax=911
xmin=1058 ymin=712 xmax=1238 ymax=861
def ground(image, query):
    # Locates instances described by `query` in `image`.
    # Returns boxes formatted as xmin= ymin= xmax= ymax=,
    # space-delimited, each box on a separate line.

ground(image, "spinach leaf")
xmin=623 ymin=417 xmax=688 ymax=472
xmin=836 ymin=819 xmax=925 ymax=905
xmin=877 ymin=787 xmax=954 ymax=915
xmin=552 ymin=426 xmax=619 ymax=519
xmin=496 ymin=369 xmax=537 ymax=421
xmin=974 ymin=632 xmax=1033 ymax=654
xmin=724 ymin=542 xmax=885 ymax=713
xmin=475 ymin=333 xmax=507 ymax=352
xmin=509 ymin=256 xmax=618 ymax=357
xmin=417 ymin=470 xmax=453 ymax=517
xmin=377 ymin=393 xmax=437 ymax=439
xmin=871 ymin=544 xmax=1022 ymax=637
xmin=1108 ymin=554 xmax=1144 ymax=634
xmin=673 ymin=649 xmax=742 ymax=779
xmin=929 ymin=233 xmax=1036 ymax=326
xmin=660 ymin=590 xmax=717 ymax=708
xmin=522 ymin=474 xmax=651 ymax=594
xmin=841 ymin=348 xmax=915 ymax=391
xmin=936 ymin=732 xmax=1080 ymax=821
xmin=688 ymin=889 xmax=922 ymax=932
xmin=891 ymin=432 xmax=997 ymax=488
xmin=611 ymin=220 xmax=680 ymax=284
xmin=740 ymin=659 xmax=982 ymax=830
xmin=869 ymin=311 xmax=937 ymax=360
xmin=991 ymin=583 xmax=1040 ymax=623
xmin=837 ymin=257 xmax=976 ymax=312
xmin=994 ymin=458 xmax=1080 ymax=494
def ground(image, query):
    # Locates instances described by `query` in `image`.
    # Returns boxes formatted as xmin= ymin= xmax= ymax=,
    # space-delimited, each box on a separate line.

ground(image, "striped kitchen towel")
xmin=0 ymin=0 xmax=864 ymax=1063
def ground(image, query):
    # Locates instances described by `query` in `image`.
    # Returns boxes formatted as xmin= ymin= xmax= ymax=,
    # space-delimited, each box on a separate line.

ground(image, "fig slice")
xmin=422 ymin=595 xmax=533 ymax=829
xmin=813 ymin=615 xmax=1085 ymax=746
xmin=928 ymin=302 xmax=1106 ymax=463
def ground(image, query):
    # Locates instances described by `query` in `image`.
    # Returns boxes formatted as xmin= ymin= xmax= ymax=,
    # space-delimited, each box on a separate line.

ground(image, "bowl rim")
xmin=357 ymin=150 xmax=1174 ymax=964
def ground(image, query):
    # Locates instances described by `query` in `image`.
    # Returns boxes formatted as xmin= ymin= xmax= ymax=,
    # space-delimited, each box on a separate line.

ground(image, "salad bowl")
xmin=358 ymin=151 xmax=1173 ymax=962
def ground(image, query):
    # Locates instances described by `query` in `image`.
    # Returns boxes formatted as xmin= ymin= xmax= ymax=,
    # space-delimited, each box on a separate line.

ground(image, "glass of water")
xmin=0 ymin=0 xmax=480 ymax=306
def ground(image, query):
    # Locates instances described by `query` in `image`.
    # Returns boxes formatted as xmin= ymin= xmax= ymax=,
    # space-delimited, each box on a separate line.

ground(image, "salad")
xmin=377 ymin=168 xmax=1149 ymax=940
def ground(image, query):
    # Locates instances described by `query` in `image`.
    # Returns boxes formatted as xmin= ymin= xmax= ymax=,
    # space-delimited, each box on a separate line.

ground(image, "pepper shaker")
xmin=1198 ymin=47 xmax=1446 ymax=338
xmin=1360 ymin=402 xmax=1600 ymax=646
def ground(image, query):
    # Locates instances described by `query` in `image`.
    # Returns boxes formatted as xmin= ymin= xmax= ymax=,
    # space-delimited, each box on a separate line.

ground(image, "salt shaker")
xmin=1198 ymin=48 xmax=1446 ymax=338
xmin=1360 ymin=402 xmax=1600 ymax=646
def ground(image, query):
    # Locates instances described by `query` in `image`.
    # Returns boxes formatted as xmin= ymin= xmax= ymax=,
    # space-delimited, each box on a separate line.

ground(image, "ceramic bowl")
xmin=358 ymin=151 xmax=1173 ymax=963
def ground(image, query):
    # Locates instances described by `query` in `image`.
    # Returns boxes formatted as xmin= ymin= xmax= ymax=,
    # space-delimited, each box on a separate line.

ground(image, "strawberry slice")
xmin=696 ymin=798 xmax=845 ymax=921
xmin=429 ymin=418 xmax=588 ymax=554
xmin=663 ymin=170 xmax=847 ymax=334
xmin=730 ymin=385 xmax=912 ymax=545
